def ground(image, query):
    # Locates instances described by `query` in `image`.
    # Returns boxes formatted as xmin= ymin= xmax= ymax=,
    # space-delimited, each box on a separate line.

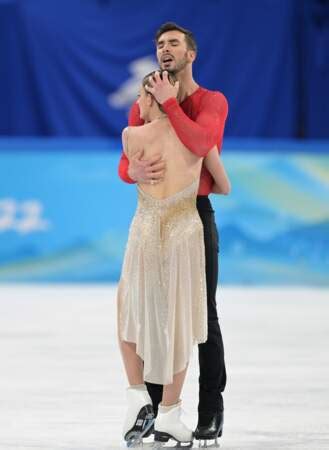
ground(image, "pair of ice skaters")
xmin=117 ymin=68 xmax=230 ymax=448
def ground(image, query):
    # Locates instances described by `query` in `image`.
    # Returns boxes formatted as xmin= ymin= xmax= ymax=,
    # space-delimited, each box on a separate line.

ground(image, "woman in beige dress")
xmin=117 ymin=71 xmax=230 ymax=447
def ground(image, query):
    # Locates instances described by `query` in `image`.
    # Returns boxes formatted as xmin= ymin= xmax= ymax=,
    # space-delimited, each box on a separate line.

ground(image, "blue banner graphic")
xmin=0 ymin=139 xmax=328 ymax=285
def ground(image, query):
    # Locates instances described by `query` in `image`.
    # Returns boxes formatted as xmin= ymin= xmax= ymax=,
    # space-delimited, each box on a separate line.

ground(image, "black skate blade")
xmin=125 ymin=404 xmax=155 ymax=448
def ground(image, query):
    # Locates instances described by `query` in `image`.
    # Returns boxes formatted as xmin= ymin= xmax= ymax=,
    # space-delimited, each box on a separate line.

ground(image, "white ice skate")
xmin=123 ymin=385 xmax=155 ymax=447
xmin=153 ymin=401 xmax=193 ymax=448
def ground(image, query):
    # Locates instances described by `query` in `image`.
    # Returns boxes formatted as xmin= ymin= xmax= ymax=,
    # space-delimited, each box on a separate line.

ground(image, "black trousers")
xmin=145 ymin=195 xmax=226 ymax=417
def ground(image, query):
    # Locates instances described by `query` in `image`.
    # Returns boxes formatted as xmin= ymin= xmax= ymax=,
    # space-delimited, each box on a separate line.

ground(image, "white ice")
xmin=0 ymin=285 xmax=328 ymax=450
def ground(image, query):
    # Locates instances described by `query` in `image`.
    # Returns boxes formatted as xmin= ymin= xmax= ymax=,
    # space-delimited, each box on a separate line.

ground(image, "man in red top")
xmin=118 ymin=22 xmax=228 ymax=444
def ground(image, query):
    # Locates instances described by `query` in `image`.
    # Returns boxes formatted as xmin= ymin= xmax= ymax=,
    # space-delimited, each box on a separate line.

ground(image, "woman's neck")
xmin=148 ymin=109 xmax=167 ymax=123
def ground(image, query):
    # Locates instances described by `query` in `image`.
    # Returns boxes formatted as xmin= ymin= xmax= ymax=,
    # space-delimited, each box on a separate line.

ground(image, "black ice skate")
xmin=194 ymin=411 xmax=223 ymax=448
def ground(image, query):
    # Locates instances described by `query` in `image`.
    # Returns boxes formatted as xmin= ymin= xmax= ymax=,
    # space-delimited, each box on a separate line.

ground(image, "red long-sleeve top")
xmin=118 ymin=86 xmax=228 ymax=195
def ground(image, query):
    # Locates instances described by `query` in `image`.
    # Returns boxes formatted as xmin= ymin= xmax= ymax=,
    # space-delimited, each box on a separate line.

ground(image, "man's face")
xmin=156 ymin=30 xmax=193 ymax=74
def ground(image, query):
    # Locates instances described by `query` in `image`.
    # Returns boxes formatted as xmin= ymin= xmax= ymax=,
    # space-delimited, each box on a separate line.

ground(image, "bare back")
xmin=123 ymin=118 xmax=203 ymax=199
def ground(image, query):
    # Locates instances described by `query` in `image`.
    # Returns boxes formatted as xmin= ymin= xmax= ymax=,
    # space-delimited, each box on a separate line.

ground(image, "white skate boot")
xmin=153 ymin=400 xmax=193 ymax=448
xmin=123 ymin=385 xmax=154 ymax=447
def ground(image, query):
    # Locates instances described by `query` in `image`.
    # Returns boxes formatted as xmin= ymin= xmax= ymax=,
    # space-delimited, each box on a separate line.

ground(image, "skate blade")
xmin=126 ymin=420 xmax=154 ymax=448
xmin=125 ymin=404 xmax=155 ymax=448
xmin=153 ymin=439 xmax=193 ymax=449
xmin=127 ymin=439 xmax=153 ymax=448
xmin=153 ymin=445 xmax=192 ymax=449
xmin=197 ymin=438 xmax=220 ymax=448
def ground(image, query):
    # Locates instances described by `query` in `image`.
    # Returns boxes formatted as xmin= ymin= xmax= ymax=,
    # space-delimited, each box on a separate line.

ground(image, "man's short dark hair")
xmin=155 ymin=22 xmax=197 ymax=53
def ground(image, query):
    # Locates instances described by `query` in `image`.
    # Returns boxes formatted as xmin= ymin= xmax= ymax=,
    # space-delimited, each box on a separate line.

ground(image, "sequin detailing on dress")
xmin=117 ymin=179 xmax=207 ymax=385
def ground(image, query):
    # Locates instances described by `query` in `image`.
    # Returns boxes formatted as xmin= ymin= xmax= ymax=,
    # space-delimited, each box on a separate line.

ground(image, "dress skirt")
xmin=117 ymin=180 xmax=207 ymax=385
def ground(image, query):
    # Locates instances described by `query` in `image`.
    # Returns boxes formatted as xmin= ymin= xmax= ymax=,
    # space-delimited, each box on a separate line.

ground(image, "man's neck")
xmin=175 ymin=71 xmax=199 ymax=103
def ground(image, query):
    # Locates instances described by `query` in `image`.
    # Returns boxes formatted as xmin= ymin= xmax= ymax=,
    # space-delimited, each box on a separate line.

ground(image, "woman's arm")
xmin=204 ymin=147 xmax=231 ymax=195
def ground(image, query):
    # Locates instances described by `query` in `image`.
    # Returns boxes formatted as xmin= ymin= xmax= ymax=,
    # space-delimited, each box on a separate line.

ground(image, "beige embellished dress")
xmin=117 ymin=179 xmax=207 ymax=385
xmin=117 ymin=119 xmax=208 ymax=385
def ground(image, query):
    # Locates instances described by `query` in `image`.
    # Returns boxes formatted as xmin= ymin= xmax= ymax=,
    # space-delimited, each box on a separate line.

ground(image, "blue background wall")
xmin=1 ymin=0 xmax=328 ymax=138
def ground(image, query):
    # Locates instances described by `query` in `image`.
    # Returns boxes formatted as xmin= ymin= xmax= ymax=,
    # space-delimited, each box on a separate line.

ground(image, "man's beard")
xmin=161 ymin=53 xmax=189 ymax=75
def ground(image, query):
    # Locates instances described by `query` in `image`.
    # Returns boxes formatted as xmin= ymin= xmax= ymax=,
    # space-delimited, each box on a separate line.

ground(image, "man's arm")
xmin=118 ymin=102 xmax=143 ymax=184
xmin=162 ymin=92 xmax=228 ymax=157
xmin=118 ymin=152 xmax=134 ymax=183
xmin=146 ymin=71 xmax=228 ymax=157
xmin=204 ymin=147 xmax=231 ymax=195
xmin=118 ymin=102 xmax=166 ymax=184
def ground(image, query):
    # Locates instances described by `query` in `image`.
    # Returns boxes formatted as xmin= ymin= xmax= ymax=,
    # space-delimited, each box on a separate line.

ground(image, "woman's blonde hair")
xmin=142 ymin=70 xmax=177 ymax=89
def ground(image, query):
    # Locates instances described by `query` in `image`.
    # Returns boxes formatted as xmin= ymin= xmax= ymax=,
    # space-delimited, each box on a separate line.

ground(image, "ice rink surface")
xmin=0 ymin=285 xmax=328 ymax=450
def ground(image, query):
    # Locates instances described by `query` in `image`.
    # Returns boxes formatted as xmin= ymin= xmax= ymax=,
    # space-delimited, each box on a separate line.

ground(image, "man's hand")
xmin=128 ymin=150 xmax=166 ymax=184
xmin=145 ymin=71 xmax=179 ymax=105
